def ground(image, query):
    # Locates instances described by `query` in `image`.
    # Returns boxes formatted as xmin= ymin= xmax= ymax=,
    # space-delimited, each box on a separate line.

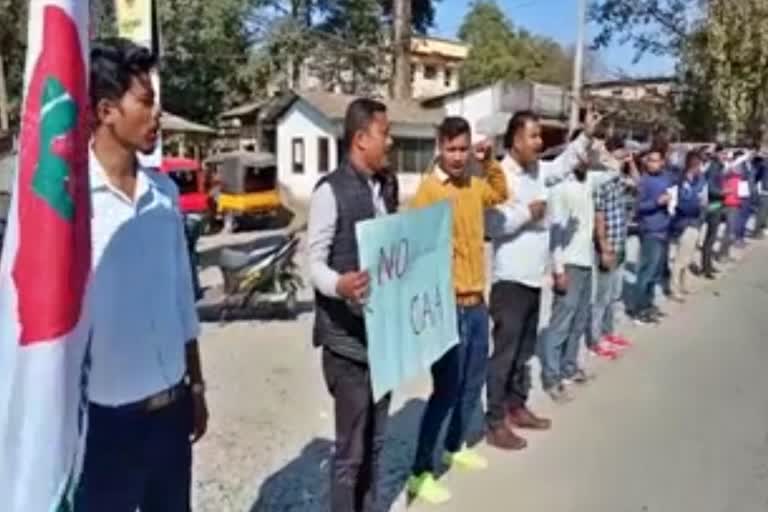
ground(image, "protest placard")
xmin=356 ymin=200 xmax=458 ymax=401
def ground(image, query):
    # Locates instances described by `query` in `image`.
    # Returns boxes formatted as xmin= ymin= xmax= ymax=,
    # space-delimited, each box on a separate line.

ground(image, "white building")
xmin=423 ymin=80 xmax=571 ymax=154
xmin=272 ymin=90 xmax=442 ymax=202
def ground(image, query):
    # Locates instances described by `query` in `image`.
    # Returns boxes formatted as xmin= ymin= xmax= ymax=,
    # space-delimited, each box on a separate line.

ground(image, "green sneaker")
xmin=407 ymin=472 xmax=452 ymax=505
xmin=442 ymin=448 xmax=489 ymax=471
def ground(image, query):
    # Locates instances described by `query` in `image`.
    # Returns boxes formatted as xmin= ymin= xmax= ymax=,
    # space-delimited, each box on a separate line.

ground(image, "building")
xmin=161 ymin=111 xmax=216 ymax=161
xmin=583 ymin=76 xmax=675 ymax=102
xmin=285 ymin=35 xmax=469 ymax=99
xmin=583 ymin=77 xmax=680 ymax=141
xmin=270 ymin=90 xmax=442 ymax=201
xmin=410 ymin=36 xmax=469 ymax=99
xmin=423 ymin=80 xmax=571 ymax=154
xmin=216 ymin=95 xmax=295 ymax=153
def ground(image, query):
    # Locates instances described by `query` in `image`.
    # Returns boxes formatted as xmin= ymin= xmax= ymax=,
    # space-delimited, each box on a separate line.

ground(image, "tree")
xmin=589 ymin=0 xmax=699 ymax=59
xmin=0 ymin=0 xmax=28 ymax=129
xmin=458 ymin=1 xmax=579 ymax=88
xmin=310 ymin=0 xmax=389 ymax=95
xmin=678 ymin=0 xmax=768 ymax=143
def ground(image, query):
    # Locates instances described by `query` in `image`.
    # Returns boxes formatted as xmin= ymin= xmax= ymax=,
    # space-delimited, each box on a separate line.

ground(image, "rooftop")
xmin=161 ymin=112 xmax=216 ymax=135
xmin=292 ymin=90 xmax=444 ymax=127
xmin=411 ymin=35 xmax=469 ymax=60
xmin=583 ymin=76 xmax=676 ymax=89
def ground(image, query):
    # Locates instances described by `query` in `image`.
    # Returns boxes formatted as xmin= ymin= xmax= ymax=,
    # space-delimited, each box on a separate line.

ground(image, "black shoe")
xmin=704 ymin=273 xmax=716 ymax=280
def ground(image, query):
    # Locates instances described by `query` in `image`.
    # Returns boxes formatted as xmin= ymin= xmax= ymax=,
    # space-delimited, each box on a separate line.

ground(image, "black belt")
xmin=101 ymin=381 xmax=188 ymax=413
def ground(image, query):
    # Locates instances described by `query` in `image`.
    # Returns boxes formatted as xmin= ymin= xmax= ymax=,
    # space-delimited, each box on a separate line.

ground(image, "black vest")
xmin=313 ymin=163 xmax=398 ymax=363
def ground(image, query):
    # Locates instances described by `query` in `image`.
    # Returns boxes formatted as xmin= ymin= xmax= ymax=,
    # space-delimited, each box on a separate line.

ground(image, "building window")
xmin=444 ymin=69 xmax=453 ymax=87
xmin=291 ymin=138 xmax=304 ymax=174
xmin=318 ymin=137 xmax=329 ymax=173
xmin=424 ymin=65 xmax=437 ymax=80
xmin=612 ymin=89 xmax=623 ymax=97
xmin=391 ymin=138 xmax=436 ymax=174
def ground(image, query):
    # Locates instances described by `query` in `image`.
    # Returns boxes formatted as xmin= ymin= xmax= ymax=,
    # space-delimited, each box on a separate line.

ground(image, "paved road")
xmin=411 ymin=244 xmax=768 ymax=512
xmin=193 ymin=236 xmax=768 ymax=512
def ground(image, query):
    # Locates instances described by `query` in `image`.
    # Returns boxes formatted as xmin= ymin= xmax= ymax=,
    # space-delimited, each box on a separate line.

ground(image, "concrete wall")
xmin=444 ymin=86 xmax=497 ymax=138
xmin=277 ymin=101 xmax=340 ymax=202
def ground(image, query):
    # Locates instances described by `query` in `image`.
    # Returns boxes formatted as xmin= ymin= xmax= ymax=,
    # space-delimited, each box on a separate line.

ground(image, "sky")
xmin=433 ymin=0 xmax=678 ymax=79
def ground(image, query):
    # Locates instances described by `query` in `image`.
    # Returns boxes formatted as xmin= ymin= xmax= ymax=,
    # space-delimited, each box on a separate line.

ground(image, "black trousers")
xmin=486 ymin=281 xmax=541 ymax=428
xmin=702 ymin=209 xmax=724 ymax=274
xmin=322 ymin=348 xmax=391 ymax=512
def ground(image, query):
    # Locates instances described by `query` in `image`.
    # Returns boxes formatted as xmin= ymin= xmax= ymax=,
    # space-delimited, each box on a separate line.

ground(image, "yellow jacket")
xmin=411 ymin=160 xmax=509 ymax=296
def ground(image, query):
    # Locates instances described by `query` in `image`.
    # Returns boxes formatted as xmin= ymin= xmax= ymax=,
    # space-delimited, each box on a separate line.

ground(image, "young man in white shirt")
xmin=75 ymin=39 xmax=208 ymax=512
xmin=538 ymin=156 xmax=596 ymax=403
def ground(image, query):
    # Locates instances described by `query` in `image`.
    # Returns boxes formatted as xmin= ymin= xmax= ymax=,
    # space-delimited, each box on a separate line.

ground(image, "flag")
xmin=0 ymin=1 xmax=91 ymax=510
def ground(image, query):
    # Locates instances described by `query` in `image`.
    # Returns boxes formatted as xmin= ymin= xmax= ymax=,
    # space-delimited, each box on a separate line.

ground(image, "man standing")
xmin=669 ymin=150 xmax=707 ymax=298
xmin=407 ymin=117 xmax=508 ymax=504
xmin=538 ymin=157 xmax=596 ymax=403
xmin=588 ymin=137 xmax=637 ymax=358
xmin=308 ymin=98 xmax=396 ymax=511
xmin=631 ymin=150 xmax=672 ymax=324
xmin=76 ymin=39 xmax=208 ymax=511
xmin=701 ymin=145 xmax=726 ymax=279
xmin=484 ymin=110 xmax=597 ymax=449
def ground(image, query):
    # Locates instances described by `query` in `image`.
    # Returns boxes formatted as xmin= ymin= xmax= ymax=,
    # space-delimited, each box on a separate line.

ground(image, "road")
xmin=193 ymin=236 xmax=768 ymax=512
xmin=412 ymin=242 xmax=768 ymax=512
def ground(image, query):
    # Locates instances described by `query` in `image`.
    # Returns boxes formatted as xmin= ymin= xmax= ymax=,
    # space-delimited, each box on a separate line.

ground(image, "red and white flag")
xmin=0 ymin=1 xmax=91 ymax=510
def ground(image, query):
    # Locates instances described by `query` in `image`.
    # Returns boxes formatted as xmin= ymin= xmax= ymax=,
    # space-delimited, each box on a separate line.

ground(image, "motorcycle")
xmin=217 ymin=227 xmax=304 ymax=321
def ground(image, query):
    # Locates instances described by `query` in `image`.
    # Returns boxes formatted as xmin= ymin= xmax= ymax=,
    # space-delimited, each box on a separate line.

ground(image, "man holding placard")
xmin=308 ymin=98 xmax=397 ymax=512
xmin=406 ymin=117 xmax=508 ymax=505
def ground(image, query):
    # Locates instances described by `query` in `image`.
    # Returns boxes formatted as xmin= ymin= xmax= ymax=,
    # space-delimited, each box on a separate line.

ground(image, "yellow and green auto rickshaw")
xmin=204 ymin=150 xmax=282 ymax=232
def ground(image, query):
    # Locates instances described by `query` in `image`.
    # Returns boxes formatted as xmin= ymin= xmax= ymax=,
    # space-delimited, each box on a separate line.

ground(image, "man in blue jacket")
xmin=631 ymin=149 xmax=672 ymax=323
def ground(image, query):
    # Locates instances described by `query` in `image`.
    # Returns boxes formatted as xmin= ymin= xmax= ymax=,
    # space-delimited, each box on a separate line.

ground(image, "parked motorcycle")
xmin=217 ymin=227 xmax=304 ymax=320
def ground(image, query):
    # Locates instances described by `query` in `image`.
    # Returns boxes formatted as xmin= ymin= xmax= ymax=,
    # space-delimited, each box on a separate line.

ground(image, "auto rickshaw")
xmin=204 ymin=150 xmax=282 ymax=232
xmin=161 ymin=157 xmax=211 ymax=215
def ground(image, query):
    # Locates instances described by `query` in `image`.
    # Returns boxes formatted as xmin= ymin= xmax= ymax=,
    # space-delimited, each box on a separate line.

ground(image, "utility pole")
xmin=391 ymin=0 xmax=412 ymax=100
xmin=0 ymin=52 xmax=9 ymax=133
xmin=569 ymin=0 xmax=587 ymax=134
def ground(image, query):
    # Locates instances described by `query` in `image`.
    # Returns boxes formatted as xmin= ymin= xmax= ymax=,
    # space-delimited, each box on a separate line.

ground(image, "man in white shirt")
xmin=485 ymin=112 xmax=598 ymax=450
xmin=75 ymin=39 xmax=208 ymax=512
xmin=538 ymin=157 xmax=596 ymax=403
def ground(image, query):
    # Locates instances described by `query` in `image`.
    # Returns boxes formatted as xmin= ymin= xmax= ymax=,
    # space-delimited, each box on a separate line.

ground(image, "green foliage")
xmin=0 ymin=0 xmax=28 ymax=127
xmin=458 ymin=0 xmax=576 ymax=88
xmin=589 ymin=0 xmax=697 ymax=59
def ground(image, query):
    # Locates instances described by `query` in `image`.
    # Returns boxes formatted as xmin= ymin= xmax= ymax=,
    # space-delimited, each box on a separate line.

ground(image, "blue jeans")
xmin=539 ymin=265 xmax=592 ymax=390
xmin=75 ymin=394 xmax=193 ymax=512
xmin=412 ymin=303 xmax=489 ymax=474
xmin=634 ymin=235 xmax=667 ymax=314
xmin=736 ymin=199 xmax=752 ymax=241
xmin=589 ymin=263 xmax=624 ymax=347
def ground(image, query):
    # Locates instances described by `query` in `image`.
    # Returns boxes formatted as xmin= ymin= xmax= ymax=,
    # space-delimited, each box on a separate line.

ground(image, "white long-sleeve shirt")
xmin=486 ymin=134 xmax=590 ymax=288
xmin=550 ymin=177 xmax=595 ymax=273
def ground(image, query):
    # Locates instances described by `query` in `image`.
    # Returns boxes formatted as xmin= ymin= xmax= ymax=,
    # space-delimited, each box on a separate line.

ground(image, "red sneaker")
xmin=589 ymin=342 xmax=619 ymax=360
xmin=606 ymin=334 xmax=632 ymax=349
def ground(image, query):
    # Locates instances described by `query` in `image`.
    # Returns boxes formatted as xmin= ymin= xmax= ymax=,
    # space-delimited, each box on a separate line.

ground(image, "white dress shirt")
xmin=89 ymin=151 xmax=200 ymax=406
xmin=486 ymin=134 xmax=590 ymax=288
xmin=308 ymin=177 xmax=386 ymax=299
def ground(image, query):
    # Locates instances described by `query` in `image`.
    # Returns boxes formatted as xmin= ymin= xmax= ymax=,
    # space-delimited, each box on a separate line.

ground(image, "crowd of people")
xmin=70 ymin=37 xmax=766 ymax=512
xmin=308 ymin=97 xmax=767 ymax=509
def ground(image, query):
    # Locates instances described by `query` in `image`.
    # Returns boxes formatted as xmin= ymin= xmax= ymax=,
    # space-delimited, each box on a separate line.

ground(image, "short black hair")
xmin=605 ymin=135 xmax=625 ymax=152
xmin=504 ymin=110 xmax=539 ymax=149
xmin=90 ymin=38 xmax=157 ymax=113
xmin=714 ymin=143 xmax=724 ymax=153
xmin=343 ymin=98 xmax=387 ymax=150
xmin=650 ymin=134 xmax=670 ymax=156
xmin=437 ymin=116 xmax=471 ymax=141
xmin=685 ymin=149 xmax=702 ymax=169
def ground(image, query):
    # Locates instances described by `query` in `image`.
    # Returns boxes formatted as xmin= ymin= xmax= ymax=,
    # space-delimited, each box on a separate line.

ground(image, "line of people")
xmin=308 ymin=96 xmax=768 ymax=511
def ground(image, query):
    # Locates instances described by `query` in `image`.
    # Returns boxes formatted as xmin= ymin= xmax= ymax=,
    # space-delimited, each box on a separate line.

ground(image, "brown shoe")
xmin=506 ymin=406 xmax=552 ymax=431
xmin=486 ymin=425 xmax=527 ymax=450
